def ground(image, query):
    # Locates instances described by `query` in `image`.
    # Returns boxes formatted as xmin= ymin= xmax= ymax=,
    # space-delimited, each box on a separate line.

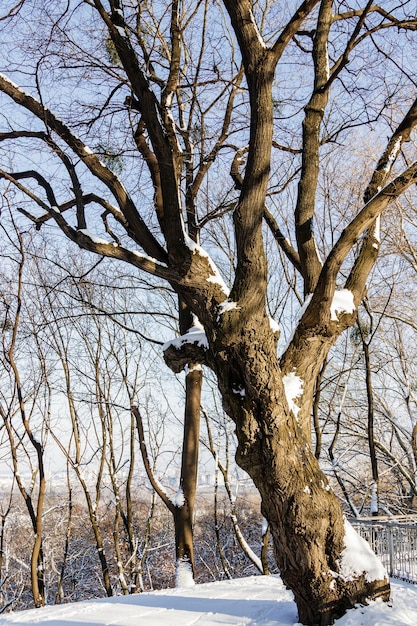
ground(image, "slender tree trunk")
xmin=361 ymin=328 xmax=379 ymax=516
xmin=174 ymin=363 xmax=202 ymax=580
xmin=313 ymin=361 xmax=327 ymax=459
xmin=174 ymin=298 xmax=202 ymax=582
xmin=55 ymin=476 xmax=73 ymax=604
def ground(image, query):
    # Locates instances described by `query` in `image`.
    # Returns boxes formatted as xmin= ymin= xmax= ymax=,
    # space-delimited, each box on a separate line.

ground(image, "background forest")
xmin=1 ymin=199 xmax=417 ymax=610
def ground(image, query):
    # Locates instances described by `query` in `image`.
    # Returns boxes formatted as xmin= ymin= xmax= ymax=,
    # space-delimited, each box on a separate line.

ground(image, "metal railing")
xmin=350 ymin=517 xmax=417 ymax=584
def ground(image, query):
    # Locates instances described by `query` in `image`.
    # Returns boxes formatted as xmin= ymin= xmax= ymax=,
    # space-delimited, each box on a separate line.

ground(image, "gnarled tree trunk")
xmin=208 ymin=311 xmax=389 ymax=625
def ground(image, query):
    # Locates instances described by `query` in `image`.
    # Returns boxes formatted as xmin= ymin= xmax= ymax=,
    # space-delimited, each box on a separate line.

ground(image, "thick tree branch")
xmin=224 ymin=1 xmax=320 ymax=308
xmin=191 ymin=67 xmax=245 ymax=199
xmin=132 ymin=117 xmax=164 ymax=227
xmin=0 ymin=169 xmax=176 ymax=281
xmin=295 ymin=0 xmax=332 ymax=294
xmin=346 ymin=97 xmax=417 ymax=298
xmin=222 ymin=0 xmax=266 ymax=69
xmin=93 ymin=0 xmax=186 ymax=260
xmin=306 ymin=159 xmax=417 ymax=326
xmin=270 ymin=0 xmax=321 ymax=62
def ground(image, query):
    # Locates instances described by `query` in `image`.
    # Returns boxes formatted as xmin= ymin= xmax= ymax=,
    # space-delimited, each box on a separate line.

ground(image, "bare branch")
xmin=306 ymin=159 xmax=417 ymax=326
xmin=131 ymin=406 xmax=175 ymax=513
xmin=263 ymin=207 xmax=302 ymax=274
xmin=346 ymin=97 xmax=417 ymax=298
xmin=0 ymin=73 xmax=167 ymax=261
xmin=334 ymin=5 xmax=417 ymax=31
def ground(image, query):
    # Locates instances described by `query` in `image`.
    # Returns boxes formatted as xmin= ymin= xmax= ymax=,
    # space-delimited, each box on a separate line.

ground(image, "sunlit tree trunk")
xmin=209 ymin=313 xmax=388 ymax=625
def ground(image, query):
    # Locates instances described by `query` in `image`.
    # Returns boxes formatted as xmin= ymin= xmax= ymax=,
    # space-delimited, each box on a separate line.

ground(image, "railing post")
xmin=387 ymin=523 xmax=394 ymax=578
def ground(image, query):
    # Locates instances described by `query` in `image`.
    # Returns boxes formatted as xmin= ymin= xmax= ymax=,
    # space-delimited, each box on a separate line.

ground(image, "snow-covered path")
xmin=0 ymin=576 xmax=416 ymax=626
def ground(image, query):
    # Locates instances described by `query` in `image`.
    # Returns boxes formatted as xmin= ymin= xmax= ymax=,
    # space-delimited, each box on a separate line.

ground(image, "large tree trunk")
xmin=208 ymin=311 xmax=389 ymax=626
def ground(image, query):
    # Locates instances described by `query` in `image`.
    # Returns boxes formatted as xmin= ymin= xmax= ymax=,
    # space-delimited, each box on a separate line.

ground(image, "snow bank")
xmin=338 ymin=519 xmax=388 ymax=583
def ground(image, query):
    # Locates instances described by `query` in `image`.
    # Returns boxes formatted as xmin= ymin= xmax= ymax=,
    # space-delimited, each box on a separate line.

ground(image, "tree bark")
xmin=204 ymin=311 xmax=389 ymax=626
xmin=174 ymin=362 xmax=202 ymax=579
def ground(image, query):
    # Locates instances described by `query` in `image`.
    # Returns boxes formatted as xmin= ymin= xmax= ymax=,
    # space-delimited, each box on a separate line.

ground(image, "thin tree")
xmin=0 ymin=212 xmax=47 ymax=607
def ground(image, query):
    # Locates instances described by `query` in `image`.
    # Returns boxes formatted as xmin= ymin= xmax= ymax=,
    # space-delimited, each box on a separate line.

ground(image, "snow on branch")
xmin=330 ymin=289 xmax=355 ymax=321
xmin=184 ymin=234 xmax=229 ymax=297
xmin=163 ymin=321 xmax=209 ymax=374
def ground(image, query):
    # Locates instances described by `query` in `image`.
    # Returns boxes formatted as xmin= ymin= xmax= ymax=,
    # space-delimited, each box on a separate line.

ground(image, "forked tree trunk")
xmin=208 ymin=313 xmax=389 ymax=626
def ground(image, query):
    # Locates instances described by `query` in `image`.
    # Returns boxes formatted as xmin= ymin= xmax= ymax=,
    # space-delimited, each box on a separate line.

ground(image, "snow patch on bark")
xmin=314 ymin=239 xmax=323 ymax=264
xmin=78 ymin=229 xmax=110 ymax=245
xmin=248 ymin=9 xmax=266 ymax=48
xmin=218 ymin=300 xmax=240 ymax=317
xmin=184 ymin=235 xmax=229 ymax=296
xmin=174 ymin=487 xmax=185 ymax=508
xmin=175 ymin=557 xmax=195 ymax=588
xmin=114 ymin=25 xmax=126 ymax=38
xmin=185 ymin=363 xmax=203 ymax=374
xmin=382 ymin=136 xmax=402 ymax=172
xmin=338 ymin=519 xmax=387 ymax=583
xmin=370 ymin=481 xmax=378 ymax=514
xmin=269 ymin=316 xmax=280 ymax=334
xmin=374 ymin=215 xmax=381 ymax=243
xmin=330 ymin=290 xmax=355 ymax=321
xmin=0 ymin=72 xmax=33 ymax=97
xmin=130 ymin=249 xmax=168 ymax=268
xmin=282 ymin=372 xmax=303 ymax=418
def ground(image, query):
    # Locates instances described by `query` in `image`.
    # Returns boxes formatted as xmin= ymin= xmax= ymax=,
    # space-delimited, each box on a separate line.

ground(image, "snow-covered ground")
xmin=0 ymin=576 xmax=416 ymax=626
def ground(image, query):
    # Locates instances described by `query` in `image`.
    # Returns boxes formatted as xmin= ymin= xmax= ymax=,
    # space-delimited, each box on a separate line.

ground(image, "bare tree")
xmin=0 ymin=210 xmax=47 ymax=607
xmin=1 ymin=1 xmax=417 ymax=622
xmin=202 ymin=406 xmax=270 ymax=575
